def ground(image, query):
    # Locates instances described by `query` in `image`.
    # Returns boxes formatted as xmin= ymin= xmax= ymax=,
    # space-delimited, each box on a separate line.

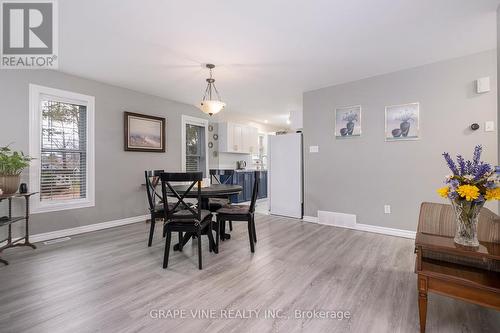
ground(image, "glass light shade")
xmin=198 ymin=100 xmax=226 ymax=116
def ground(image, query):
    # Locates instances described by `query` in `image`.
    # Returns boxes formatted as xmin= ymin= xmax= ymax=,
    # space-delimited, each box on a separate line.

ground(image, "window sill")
xmin=31 ymin=199 xmax=95 ymax=214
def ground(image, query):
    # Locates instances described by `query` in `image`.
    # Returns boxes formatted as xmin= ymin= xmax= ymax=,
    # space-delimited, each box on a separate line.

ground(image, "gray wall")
xmin=303 ymin=50 xmax=498 ymax=231
xmin=0 ymin=70 xmax=206 ymax=235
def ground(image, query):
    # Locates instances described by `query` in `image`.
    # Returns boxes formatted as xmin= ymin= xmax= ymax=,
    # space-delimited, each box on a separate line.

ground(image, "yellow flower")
xmin=456 ymin=185 xmax=480 ymax=201
xmin=437 ymin=186 xmax=449 ymax=198
xmin=485 ymin=187 xmax=500 ymax=201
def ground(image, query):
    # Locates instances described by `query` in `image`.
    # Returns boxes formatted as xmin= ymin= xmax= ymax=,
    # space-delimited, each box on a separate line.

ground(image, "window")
xmin=181 ymin=115 xmax=208 ymax=177
xmin=185 ymin=124 xmax=206 ymax=176
xmin=29 ymin=84 xmax=95 ymax=213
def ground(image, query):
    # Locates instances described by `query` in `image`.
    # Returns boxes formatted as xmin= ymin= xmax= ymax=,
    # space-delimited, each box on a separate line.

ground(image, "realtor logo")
xmin=1 ymin=0 xmax=58 ymax=68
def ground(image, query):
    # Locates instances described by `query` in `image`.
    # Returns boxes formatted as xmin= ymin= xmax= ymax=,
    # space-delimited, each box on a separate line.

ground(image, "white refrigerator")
xmin=268 ymin=132 xmax=303 ymax=219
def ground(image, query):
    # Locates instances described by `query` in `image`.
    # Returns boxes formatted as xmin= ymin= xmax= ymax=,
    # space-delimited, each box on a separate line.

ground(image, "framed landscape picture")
xmin=124 ymin=112 xmax=166 ymax=152
xmin=335 ymin=105 xmax=361 ymax=138
xmin=385 ymin=103 xmax=419 ymax=141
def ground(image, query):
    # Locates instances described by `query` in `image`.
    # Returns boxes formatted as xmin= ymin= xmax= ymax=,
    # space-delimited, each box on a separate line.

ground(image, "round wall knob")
xmin=470 ymin=123 xmax=480 ymax=131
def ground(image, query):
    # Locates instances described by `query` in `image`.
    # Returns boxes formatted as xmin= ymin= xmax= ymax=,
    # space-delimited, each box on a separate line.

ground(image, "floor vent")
xmin=43 ymin=237 xmax=71 ymax=245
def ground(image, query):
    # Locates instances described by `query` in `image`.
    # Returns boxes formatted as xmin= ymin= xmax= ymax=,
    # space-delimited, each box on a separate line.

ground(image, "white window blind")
xmin=40 ymin=99 xmax=87 ymax=202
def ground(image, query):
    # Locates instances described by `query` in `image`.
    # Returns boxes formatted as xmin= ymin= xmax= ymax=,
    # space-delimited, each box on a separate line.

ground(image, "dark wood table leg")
xmin=418 ymin=275 xmax=428 ymax=333
xmin=173 ymin=232 xmax=193 ymax=251
xmin=218 ymin=220 xmax=231 ymax=240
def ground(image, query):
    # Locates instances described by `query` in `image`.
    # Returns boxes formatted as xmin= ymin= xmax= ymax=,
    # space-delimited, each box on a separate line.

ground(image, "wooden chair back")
xmin=249 ymin=171 xmax=261 ymax=213
xmin=417 ymin=202 xmax=499 ymax=243
xmin=160 ymin=172 xmax=203 ymax=223
xmin=417 ymin=202 xmax=500 ymax=271
xmin=209 ymin=169 xmax=235 ymax=185
xmin=144 ymin=170 xmax=164 ymax=212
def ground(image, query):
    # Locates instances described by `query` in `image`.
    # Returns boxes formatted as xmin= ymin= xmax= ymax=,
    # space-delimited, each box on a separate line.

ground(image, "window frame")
xmin=29 ymin=84 xmax=95 ymax=214
xmin=181 ymin=115 xmax=208 ymax=177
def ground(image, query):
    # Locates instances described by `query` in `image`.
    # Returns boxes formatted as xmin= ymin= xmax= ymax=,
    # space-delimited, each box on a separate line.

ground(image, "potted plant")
xmin=437 ymin=145 xmax=499 ymax=247
xmin=0 ymin=146 xmax=33 ymax=195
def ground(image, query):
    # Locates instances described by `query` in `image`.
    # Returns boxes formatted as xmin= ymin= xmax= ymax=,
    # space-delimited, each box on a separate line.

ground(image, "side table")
xmin=415 ymin=232 xmax=500 ymax=333
xmin=0 ymin=192 xmax=37 ymax=265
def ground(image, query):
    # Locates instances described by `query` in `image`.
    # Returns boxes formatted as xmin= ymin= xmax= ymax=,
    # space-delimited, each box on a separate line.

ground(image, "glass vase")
xmin=451 ymin=200 xmax=483 ymax=248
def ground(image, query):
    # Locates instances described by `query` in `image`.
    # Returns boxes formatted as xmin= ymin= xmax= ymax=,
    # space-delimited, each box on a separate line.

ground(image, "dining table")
xmin=166 ymin=183 xmax=243 ymax=251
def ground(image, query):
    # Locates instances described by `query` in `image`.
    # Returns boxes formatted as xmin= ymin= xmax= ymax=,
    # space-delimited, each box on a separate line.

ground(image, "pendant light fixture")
xmin=198 ymin=64 xmax=226 ymax=116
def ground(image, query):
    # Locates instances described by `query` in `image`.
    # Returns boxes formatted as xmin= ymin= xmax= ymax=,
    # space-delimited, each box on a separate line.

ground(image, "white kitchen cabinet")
xmin=218 ymin=122 xmax=259 ymax=154
xmin=242 ymin=126 xmax=258 ymax=154
xmin=232 ymin=123 xmax=243 ymax=152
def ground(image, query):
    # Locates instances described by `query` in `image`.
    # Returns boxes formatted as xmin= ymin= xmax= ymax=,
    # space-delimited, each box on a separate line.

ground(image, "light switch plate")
xmin=476 ymin=77 xmax=490 ymax=93
xmin=485 ymin=121 xmax=495 ymax=132
xmin=309 ymin=145 xmax=319 ymax=153
xmin=384 ymin=205 xmax=391 ymax=214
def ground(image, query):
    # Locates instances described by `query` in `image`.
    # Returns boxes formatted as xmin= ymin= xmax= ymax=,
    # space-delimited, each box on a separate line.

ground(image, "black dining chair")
xmin=145 ymin=170 xmax=165 ymax=247
xmin=216 ymin=171 xmax=260 ymax=253
xmin=146 ymin=170 xmax=195 ymax=247
xmin=209 ymin=169 xmax=235 ymax=231
xmin=160 ymin=172 xmax=216 ymax=270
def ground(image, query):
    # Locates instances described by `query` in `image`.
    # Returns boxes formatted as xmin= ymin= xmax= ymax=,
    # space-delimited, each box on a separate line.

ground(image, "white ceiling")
xmin=59 ymin=0 xmax=499 ymax=126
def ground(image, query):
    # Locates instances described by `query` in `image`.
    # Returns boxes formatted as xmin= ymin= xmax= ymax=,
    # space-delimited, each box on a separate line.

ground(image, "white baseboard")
xmin=302 ymin=212 xmax=415 ymax=239
xmin=354 ymin=223 xmax=416 ymax=239
xmin=302 ymin=215 xmax=319 ymax=223
xmin=30 ymin=214 xmax=149 ymax=243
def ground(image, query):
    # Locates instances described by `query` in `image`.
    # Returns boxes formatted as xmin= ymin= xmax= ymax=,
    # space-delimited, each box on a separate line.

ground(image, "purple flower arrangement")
xmin=437 ymin=145 xmax=499 ymax=247
xmin=439 ymin=145 xmax=499 ymax=203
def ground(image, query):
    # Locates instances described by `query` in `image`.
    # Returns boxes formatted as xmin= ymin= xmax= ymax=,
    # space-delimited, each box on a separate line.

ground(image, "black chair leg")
xmin=207 ymin=222 xmax=216 ymax=254
xmin=197 ymin=231 xmax=203 ymax=270
xmin=178 ymin=232 xmax=183 ymax=251
xmin=220 ymin=219 xmax=226 ymax=241
xmin=252 ymin=215 xmax=257 ymax=243
xmin=148 ymin=216 xmax=155 ymax=247
xmin=247 ymin=219 xmax=255 ymax=253
xmin=163 ymin=231 xmax=171 ymax=269
xmin=208 ymin=225 xmax=212 ymax=253
xmin=215 ymin=219 xmax=220 ymax=253
xmin=229 ymin=221 xmax=233 ymax=231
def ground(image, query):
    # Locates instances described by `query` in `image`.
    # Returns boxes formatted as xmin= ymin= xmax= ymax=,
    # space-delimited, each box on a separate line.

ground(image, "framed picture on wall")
xmin=124 ymin=112 xmax=166 ymax=152
xmin=385 ymin=102 xmax=419 ymax=141
xmin=335 ymin=105 xmax=361 ymax=138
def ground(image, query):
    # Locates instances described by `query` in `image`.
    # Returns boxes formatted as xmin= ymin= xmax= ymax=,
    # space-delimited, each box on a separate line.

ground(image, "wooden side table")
xmin=0 ymin=192 xmax=37 ymax=265
xmin=415 ymin=232 xmax=500 ymax=333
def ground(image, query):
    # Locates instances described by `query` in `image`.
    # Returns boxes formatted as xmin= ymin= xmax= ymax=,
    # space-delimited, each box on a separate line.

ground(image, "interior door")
xmin=269 ymin=133 xmax=303 ymax=218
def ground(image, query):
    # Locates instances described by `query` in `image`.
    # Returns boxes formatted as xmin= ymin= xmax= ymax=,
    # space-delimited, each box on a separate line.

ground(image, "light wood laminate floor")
xmin=0 ymin=214 xmax=499 ymax=333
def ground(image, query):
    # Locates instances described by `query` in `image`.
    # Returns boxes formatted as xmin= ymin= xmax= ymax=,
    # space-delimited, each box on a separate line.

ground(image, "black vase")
xmin=400 ymin=121 xmax=410 ymax=137
xmin=19 ymin=183 xmax=28 ymax=194
xmin=346 ymin=121 xmax=355 ymax=135
xmin=392 ymin=128 xmax=402 ymax=137
xmin=340 ymin=128 xmax=348 ymax=136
